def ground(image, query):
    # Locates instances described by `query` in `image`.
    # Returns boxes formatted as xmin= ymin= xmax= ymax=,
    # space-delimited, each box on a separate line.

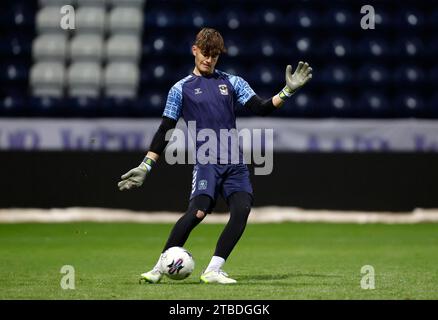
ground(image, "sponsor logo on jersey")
xmin=194 ymin=88 xmax=203 ymax=95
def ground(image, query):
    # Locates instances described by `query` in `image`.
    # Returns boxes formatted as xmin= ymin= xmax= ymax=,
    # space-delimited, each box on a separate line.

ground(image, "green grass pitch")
xmin=1 ymin=222 xmax=437 ymax=299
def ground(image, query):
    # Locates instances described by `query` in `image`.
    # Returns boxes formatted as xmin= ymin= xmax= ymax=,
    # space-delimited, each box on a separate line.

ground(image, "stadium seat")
xmin=135 ymin=91 xmax=166 ymax=116
xmin=395 ymin=9 xmax=425 ymax=29
xmin=32 ymin=34 xmax=68 ymax=62
xmin=6 ymin=4 xmax=35 ymax=28
xmin=323 ymin=8 xmax=354 ymax=28
xmin=0 ymin=94 xmax=27 ymax=116
xmin=77 ymin=0 xmax=106 ymax=7
xmin=142 ymin=60 xmax=174 ymax=83
xmin=290 ymin=36 xmax=314 ymax=56
xmin=36 ymin=6 xmax=69 ymax=34
xmin=322 ymin=37 xmax=353 ymax=58
xmin=104 ymin=62 xmax=139 ymax=98
xmin=102 ymin=96 xmax=136 ymax=116
xmin=109 ymin=0 xmax=145 ymax=8
xmin=64 ymin=96 xmax=100 ymax=116
xmin=30 ymin=62 xmax=65 ymax=97
xmin=75 ymin=6 xmax=106 ymax=34
xmin=180 ymin=9 xmax=215 ymax=28
xmin=357 ymin=91 xmax=392 ymax=118
xmin=320 ymin=92 xmax=354 ymax=118
xmin=29 ymin=96 xmax=64 ymax=116
xmin=357 ymin=64 xmax=390 ymax=86
xmin=357 ymin=38 xmax=392 ymax=58
xmin=0 ymin=37 xmax=32 ymax=58
xmin=0 ymin=64 xmax=28 ymax=83
xmin=395 ymin=37 xmax=425 ymax=58
xmin=218 ymin=7 xmax=250 ymax=30
xmin=286 ymin=9 xmax=320 ymax=29
xmin=374 ymin=10 xmax=392 ymax=28
xmin=248 ymin=65 xmax=282 ymax=87
xmin=69 ymin=34 xmax=104 ymax=62
xmin=67 ymin=62 xmax=102 ymax=97
xmin=249 ymin=37 xmax=283 ymax=58
xmin=106 ymin=35 xmax=141 ymax=63
xmin=286 ymin=92 xmax=318 ymax=118
xmin=321 ymin=65 xmax=353 ymax=86
xmin=39 ymin=0 xmax=77 ymax=6
xmin=394 ymin=93 xmax=426 ymax=117
xmin=3 ymin=0 xmax=437 ymax=119
xmin=144 ymin=10 xmax=177 ymax=28
xmin=393 ymin=66 xmax=425 ymax=86
xmin=252 ymin=8 xmax=285 ymax=27
xmin=223 ymin=35 xmax=247 ymax=57
xmin=109 ymin=7 xmax=143 ymax=34
xmin=143 ymin=34 xmax=176 ymax=56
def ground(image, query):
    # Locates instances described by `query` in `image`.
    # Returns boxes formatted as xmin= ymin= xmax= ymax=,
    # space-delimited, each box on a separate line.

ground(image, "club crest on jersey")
xmin=198 ymin=179 xmax=208 ymax=190
xmin=218 ymin=84 xmax=229 ymax=95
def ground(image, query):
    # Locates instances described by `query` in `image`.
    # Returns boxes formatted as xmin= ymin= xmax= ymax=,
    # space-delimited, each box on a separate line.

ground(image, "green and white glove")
xmin=118 ymin=157 xmax=155 ymax=191
xmin=279 ymin=61 xmax=313 ymax=100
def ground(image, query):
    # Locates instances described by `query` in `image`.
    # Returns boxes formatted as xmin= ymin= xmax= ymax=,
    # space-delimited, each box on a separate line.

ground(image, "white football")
xmin=160 ymin=246 xmax=195 ymax=280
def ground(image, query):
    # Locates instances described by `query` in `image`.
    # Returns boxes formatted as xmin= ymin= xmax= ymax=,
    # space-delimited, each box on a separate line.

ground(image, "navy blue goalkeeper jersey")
xmin=163 ymin=69 xmax=256 ymax=164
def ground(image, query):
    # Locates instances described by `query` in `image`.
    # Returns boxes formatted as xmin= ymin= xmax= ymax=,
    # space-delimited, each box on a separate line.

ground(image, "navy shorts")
xmin=189 ymin=163 xmax=253 ymax=208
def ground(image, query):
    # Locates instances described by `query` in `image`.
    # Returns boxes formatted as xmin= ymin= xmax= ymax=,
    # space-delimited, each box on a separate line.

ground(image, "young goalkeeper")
xmin=118 ymin=28 xmax=312 ymax=284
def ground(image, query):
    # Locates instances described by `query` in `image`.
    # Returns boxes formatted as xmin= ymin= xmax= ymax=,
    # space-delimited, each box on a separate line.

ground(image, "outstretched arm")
xmin=117 ymin=116 xmax=177 ymax=191
xmin=245 ymin=61 xmax=313 ymax=116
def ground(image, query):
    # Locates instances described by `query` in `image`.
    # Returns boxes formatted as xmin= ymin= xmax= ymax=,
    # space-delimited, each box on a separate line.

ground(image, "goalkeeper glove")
xmin=118 ymin=156 xmax=156 ymax=191
xmin=279 ymin=61 xmax=313 ymax=100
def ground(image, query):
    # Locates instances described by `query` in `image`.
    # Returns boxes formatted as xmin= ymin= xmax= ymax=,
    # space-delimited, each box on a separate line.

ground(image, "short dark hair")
xmin=194 ymin=28 xmax=226 ymax=57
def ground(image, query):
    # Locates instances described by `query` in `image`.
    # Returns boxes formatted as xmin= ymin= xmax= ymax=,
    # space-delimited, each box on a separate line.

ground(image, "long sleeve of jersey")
xmin=148 ymin=116 xmax=178 ymax=155
xmin=244 ymin=95 xmax=277 ymax=116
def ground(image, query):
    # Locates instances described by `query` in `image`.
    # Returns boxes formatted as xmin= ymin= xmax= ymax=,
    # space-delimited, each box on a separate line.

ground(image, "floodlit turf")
xmin=0 ymin=222 xmax=437 ymax=299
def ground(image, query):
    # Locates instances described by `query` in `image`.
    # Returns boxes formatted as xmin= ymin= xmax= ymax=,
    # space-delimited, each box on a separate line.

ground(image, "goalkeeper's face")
xmin=192 ymin=45 xmax=219 ymax=76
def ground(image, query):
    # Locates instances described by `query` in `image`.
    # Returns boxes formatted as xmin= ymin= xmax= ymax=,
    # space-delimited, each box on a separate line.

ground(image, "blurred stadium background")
xmin=0 ymin=0 xmax=438 ymax=219
xmin=1 ymin=0 xmax=438 ymax=301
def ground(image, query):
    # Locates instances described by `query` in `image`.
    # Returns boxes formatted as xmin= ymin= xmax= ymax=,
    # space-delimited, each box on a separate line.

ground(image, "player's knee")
xmin=188 ymin=195 xmax=213 ymax=219
xmin=230 ymin=201 xmax=251 ymax=220
xmin=238 ymin=204 xmax=251 ymax=217
xmin=195 ymin=210 xmax=206 ymax=219
xmin=232 ymin=193 xmax=252 ymax=211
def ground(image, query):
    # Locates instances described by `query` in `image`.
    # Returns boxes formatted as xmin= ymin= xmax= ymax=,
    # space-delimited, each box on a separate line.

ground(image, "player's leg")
xmin=140 ymin=195 xmax=213 ymax=284
xmin=140 ymin=164 xmax=217 ymax=284
xmin=162 ymin=164 xmax=216 ymax=252
xmin=211 ymin=191 xmax=252 ymax=260
xmin=201 ymin=191 xmax=252 ymax=284
xmin=162 ymin=194 xmax=213 ymax=251
xmin=201 ymin=164 xmax=252 ymax=284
